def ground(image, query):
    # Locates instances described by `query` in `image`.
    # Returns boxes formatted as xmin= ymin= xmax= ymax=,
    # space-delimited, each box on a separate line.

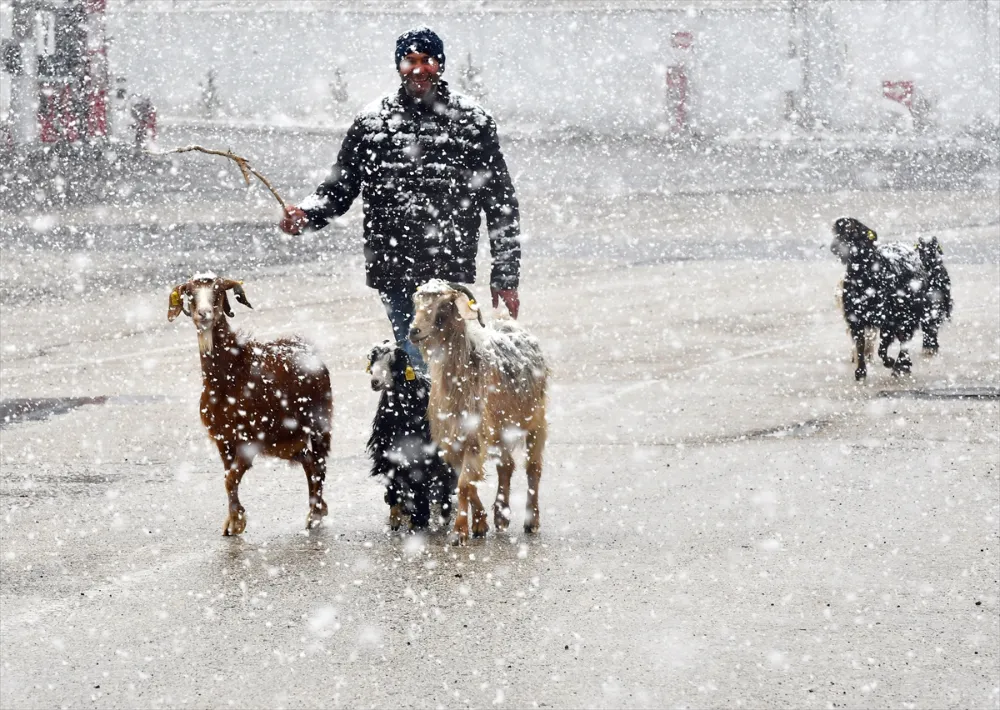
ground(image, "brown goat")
xmin=408 ymin=280 xmax=548 ymax=544
xmin=168 ymin=274 xmax=333 ymax=535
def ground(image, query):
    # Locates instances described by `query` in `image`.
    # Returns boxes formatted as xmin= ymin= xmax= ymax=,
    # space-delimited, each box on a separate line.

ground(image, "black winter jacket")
xmin=301 ymin=81 xmax=521 ymax=291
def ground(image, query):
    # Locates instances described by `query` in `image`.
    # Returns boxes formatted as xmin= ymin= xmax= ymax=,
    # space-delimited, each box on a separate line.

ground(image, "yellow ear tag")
xmin=405 ymin=366 xmax=416 ymax=381
xmin=867 ymin=230 xmax=876 ymax=241
xmin=170 ymin=290 xmax=181 ymax=307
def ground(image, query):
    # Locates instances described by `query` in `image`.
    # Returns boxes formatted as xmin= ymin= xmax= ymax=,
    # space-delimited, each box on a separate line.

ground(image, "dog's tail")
xmin=917 ymin=236 xmax=946 ymax=273
xmin=850 ymin=327 xmax=878 ymax=365
xmin=917 ymin=236 xmax=953 ymax=320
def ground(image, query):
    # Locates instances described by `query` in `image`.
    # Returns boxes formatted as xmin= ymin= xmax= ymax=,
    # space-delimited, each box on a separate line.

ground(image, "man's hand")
xmin=279 ymin=206 xmax=309 ymax=235
xmin=491 ymin=288 xmax=519 ymax=319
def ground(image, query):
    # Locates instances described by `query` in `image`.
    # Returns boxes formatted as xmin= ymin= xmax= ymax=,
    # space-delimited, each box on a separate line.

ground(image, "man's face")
xmin=399 ymin=52 xmax=442 ymax=99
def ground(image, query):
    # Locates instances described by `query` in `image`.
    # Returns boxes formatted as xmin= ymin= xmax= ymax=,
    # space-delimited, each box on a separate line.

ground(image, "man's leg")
xmin=379 ymin=287 xmax=427 ymax=372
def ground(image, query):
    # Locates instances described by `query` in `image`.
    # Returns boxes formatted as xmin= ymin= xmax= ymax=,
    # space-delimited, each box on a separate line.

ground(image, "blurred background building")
xmin=111 ymin=0 xmax=1000 ymax=138
xmin=2 ymin=0 xmax=999 ymax=158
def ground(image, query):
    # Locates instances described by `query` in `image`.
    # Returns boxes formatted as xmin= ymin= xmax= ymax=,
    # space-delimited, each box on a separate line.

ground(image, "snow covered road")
xmin=1 ymin=182 xmax=998 ymax=707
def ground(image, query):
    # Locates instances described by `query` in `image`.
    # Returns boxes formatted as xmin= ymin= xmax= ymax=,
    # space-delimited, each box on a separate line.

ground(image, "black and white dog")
xmin=366 ymin=341 xmax=456 ymax=530
xmin=831 ymin=217 xmax=952 ymax=381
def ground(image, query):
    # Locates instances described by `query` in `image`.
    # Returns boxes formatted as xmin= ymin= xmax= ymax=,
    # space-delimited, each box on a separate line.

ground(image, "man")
xmin=280 ymin=27 xmax=521 ymax=369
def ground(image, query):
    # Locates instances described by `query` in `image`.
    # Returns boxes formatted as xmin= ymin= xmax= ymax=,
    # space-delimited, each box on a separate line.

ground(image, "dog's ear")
xmin=391 ymin=347 xmax=418 ymax=381
xmin=834 ymin=218 xmax=875 ymax=243
xmin=920 ymin=236 xmax=942 ymax=254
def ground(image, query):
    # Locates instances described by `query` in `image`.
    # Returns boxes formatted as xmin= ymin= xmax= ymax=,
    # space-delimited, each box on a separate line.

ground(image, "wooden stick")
xmin=148 ymin=145 xmax=288 ymax=212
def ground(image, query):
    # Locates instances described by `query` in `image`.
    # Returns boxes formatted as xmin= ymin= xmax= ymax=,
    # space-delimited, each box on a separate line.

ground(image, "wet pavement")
xmin=1 ymin=142 xmax=999 ymax=708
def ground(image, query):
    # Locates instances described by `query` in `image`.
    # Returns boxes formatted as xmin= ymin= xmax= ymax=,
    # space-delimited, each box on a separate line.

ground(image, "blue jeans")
xmin=379 ymin=287 xmax=426 ymax=373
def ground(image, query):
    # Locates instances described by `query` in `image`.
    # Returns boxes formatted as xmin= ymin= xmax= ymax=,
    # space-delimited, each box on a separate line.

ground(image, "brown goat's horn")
xmin=220 ymin=279 xmax=253 ymax=310
xmin=447 ymin=282 xmax=485 ymax=326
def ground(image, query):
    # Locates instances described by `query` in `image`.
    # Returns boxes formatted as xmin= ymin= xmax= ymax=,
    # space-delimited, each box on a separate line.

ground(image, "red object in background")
xmin=131 ymin=97 xmax=157 ymax=147
xmin=671 ymin=31 xmax=693 ymax=50
xmin=86 ymin=48 xmax=108 ymax=137
xmin=31 ymin=0 xmax=111 ymax=146
xmin=883 ymin=80 xmax=914 ymax=110
xmin=666 ymin=66 xmax=689 ymax=131
xmin=38 ymin=91 xmax=58 ymax=143
xmin=144 ymin=107 xmax=157 ymax=142
xmin=87 ymin=87 xmax=107 ymax=137
xmin=38 ymin=84 xmax=82 ymax=143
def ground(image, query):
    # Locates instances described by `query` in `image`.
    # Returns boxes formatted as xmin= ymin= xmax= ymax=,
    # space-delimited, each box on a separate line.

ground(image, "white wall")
xmin=814 ymin=0 xmax=1000 ymax=132
xmin=105 ymin=0 xmax=1000 ymax=136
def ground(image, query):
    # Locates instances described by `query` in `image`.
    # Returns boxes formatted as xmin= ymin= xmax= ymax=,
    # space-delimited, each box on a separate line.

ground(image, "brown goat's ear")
xmin=221 ymin=280 xmax=253 ymax=310
xmin=168 ymin=286 xmax=187 ymax=322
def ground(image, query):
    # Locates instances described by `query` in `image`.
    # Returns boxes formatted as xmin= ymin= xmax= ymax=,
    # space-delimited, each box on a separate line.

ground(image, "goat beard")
xmin=197 ymin=326 xmax=213 ymax=355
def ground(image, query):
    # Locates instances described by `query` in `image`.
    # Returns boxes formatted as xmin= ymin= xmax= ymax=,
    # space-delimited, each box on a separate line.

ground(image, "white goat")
xmin=408 ymin=280 xmax=548 ymax=544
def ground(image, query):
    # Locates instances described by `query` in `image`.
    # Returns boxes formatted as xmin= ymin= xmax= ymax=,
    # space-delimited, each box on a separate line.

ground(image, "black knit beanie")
xmin=395 ymin=27 xmax=446 ymax=69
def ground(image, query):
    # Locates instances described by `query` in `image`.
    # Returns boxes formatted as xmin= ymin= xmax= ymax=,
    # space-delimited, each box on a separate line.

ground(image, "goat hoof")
xmin=451 ymin=518 xmax=470 ymax=545
xmin=854 ymin=368 xmax=867 ymax=381
xmin=524 ymin=520 xmax=540 ymax=535
xmin=305 ymin=508 xmax=328 ymax=530
xmin=222 ymin=510 xmax=247 ymax=536
xmin=493 ymin=505 xmax=511 ymax=531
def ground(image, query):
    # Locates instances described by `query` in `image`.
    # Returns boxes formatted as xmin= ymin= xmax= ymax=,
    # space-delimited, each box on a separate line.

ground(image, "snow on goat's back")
xmin=411 ymin=279 xmax=549 ymax=543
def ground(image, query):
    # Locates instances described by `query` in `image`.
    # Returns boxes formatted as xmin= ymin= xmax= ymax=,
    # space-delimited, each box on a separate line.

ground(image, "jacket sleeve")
xmin=480 ymin=116 xmax=521 ymax=290
xmin=301 ymin=117 xmax=365 ymax=230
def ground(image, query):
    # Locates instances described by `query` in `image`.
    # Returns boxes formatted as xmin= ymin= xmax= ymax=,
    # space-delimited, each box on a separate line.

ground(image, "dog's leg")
xmin=878 ymin=332 xmax=896 ymax=370
xmin=389 ymin=504 xmax=404 ymax=531
xmin=893 ymin=339 xmax=913 ymax=376
xmin=865 ymin=328 xmax=877 ymax=362
xmin=385 ymin=473 xmax=403 ymax=531
xmin=410 ymin=482 xmax=431 ymax=530
xmin=436 ymin=457 xmax=456 ymax=525
xmin=922 ymin=324 xmax=939 ymax=354
xmin=851 ymin=326 xmax=868 ymax=381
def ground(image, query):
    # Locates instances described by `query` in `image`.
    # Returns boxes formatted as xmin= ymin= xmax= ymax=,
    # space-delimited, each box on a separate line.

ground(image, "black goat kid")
xmin=366 ymin=342 xmax=456 ymax=530
xmin=831 ymin=217 xmax=952 ymax=381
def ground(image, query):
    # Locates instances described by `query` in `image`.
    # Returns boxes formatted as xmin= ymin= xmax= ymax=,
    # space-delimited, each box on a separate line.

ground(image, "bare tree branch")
xmin=148 ymin=145 xmax=288 ymax=212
